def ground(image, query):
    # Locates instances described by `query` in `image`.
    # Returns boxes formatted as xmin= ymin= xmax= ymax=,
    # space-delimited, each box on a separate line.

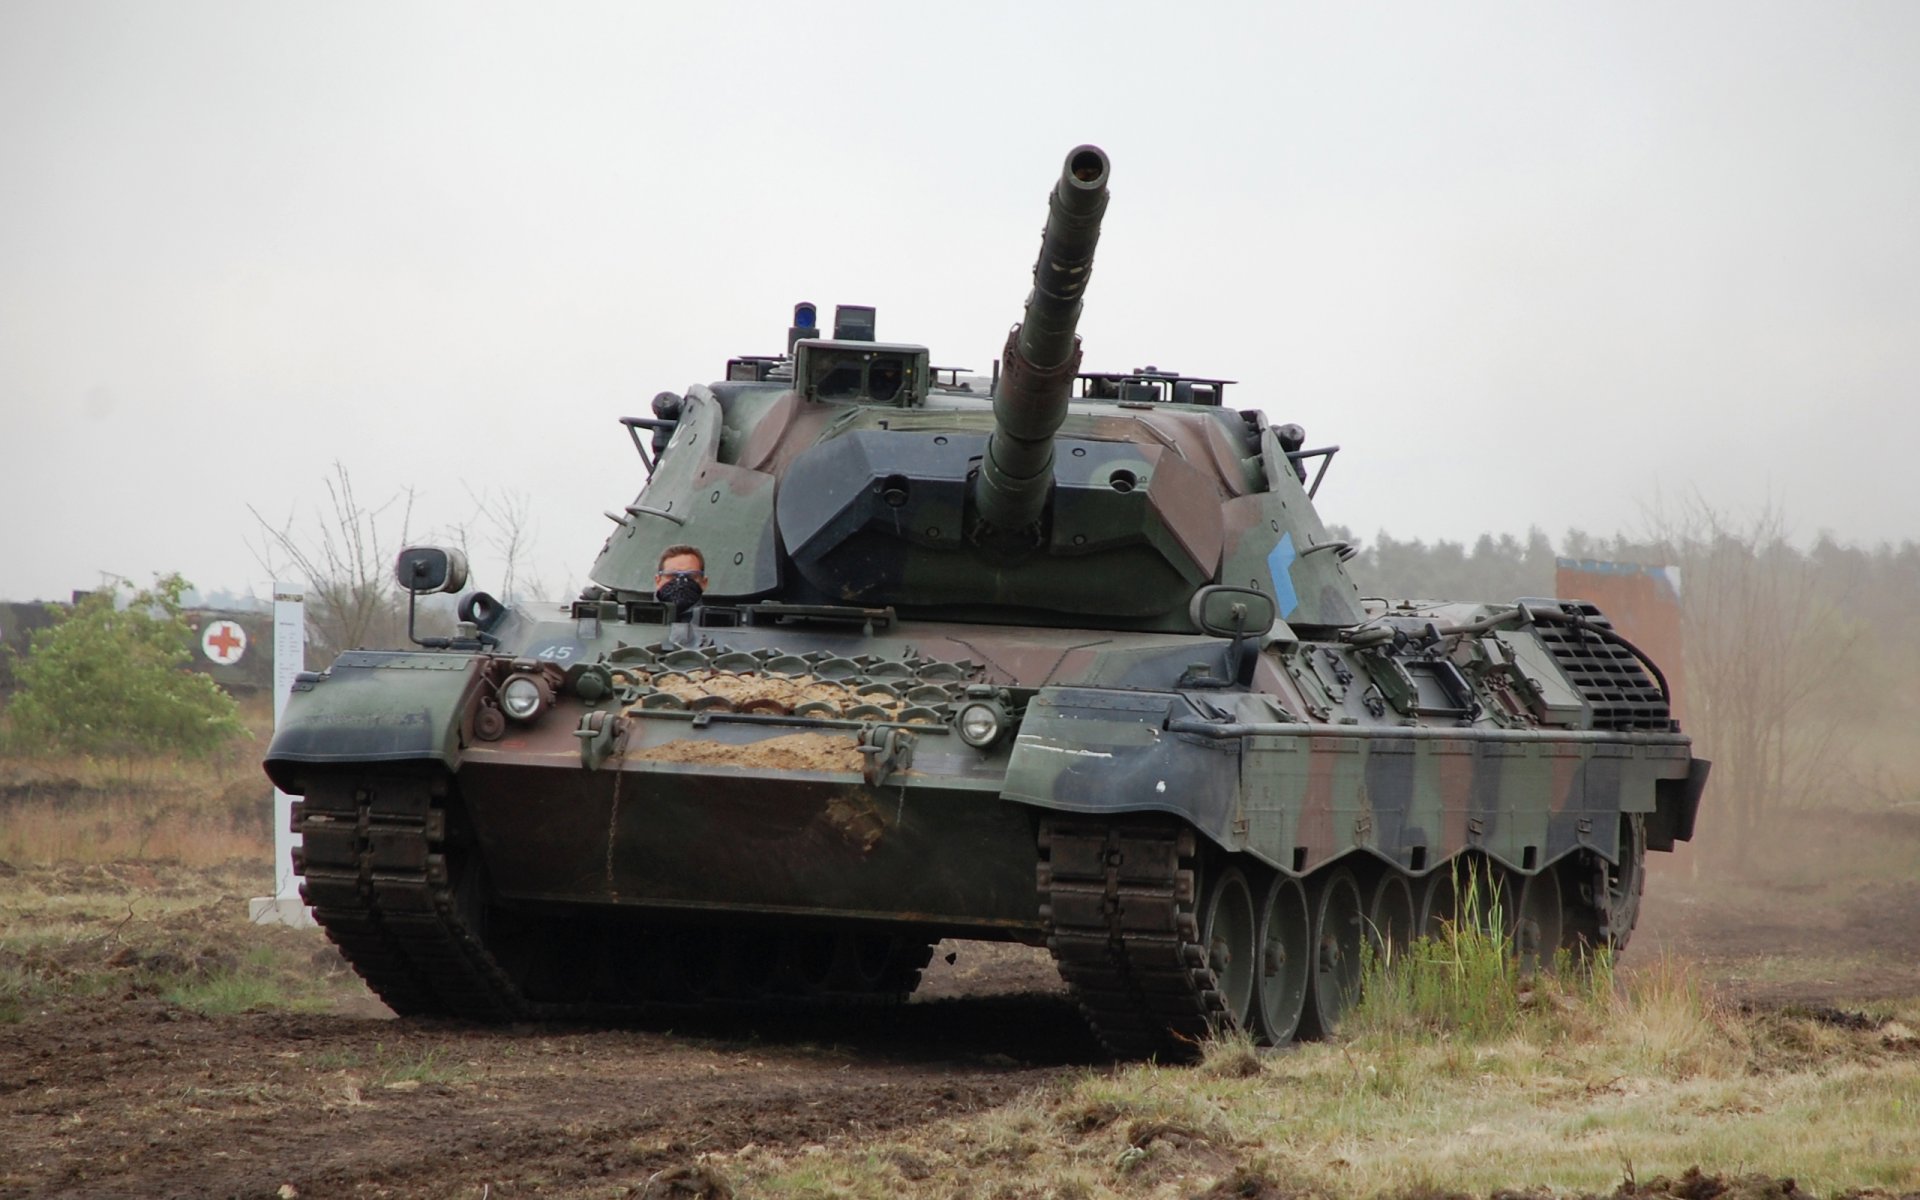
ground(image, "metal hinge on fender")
xmin=576 ymin=709 xmax=627 ymax=771
xmin=857 ymin=725 xmax=916 ymax=786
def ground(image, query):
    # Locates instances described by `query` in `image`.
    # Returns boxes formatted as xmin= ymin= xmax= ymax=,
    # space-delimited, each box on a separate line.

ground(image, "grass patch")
xmin=1349 ymin=878 xmax=1526 ymax=1043
xmin=160 ymin=944 xmax=339 ymax=1016
xmin=369 ymin=1043 xmax=468 ymax=1087
xmin=701 ymin=957 xmax=1920 ymax=1198
xmin=0 ymin=860 xmax=368 ymax=1020
xmin=1346 ymin=862 xmax=1624 ymax=1052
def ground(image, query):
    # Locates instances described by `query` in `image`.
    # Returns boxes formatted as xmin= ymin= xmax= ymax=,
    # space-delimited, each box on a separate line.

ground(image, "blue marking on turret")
xmin=1267 ymin=532 xmax=1299 ymax=618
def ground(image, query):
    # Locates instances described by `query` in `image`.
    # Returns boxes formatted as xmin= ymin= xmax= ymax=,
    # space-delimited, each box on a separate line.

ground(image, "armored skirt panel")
xmin=1004 ymin=686 xmax=1695 ymax=878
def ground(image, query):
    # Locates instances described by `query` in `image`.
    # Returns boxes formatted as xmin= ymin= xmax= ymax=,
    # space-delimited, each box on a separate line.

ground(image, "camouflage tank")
xmin=264 ymin=145 xmax=1707 ymax=1057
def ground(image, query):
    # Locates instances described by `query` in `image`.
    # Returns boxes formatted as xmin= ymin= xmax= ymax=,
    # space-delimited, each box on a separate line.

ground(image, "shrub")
xmin=4 ymin=574 xmax=244 ymax=762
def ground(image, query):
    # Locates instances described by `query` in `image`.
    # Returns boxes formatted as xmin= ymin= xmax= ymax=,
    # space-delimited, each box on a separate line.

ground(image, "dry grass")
xmin=0 ymin=790 xmax=270 ymax=864
xmin=711 ymin=959 xmax=1920 ymax=1199
xmin=0 ymin=858 xmax=368 ymax=1023
xmin=0 ymin=696 xmax=320 ymax=1019
xmin=0 ymin=693 xmax=273 ymax=867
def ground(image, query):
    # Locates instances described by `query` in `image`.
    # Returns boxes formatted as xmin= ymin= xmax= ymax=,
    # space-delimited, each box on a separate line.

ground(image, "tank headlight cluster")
xmin=500 ymin=672 xmax=552 ymax=723
xmin=955 ymin=699 xmax=1007 ymax=748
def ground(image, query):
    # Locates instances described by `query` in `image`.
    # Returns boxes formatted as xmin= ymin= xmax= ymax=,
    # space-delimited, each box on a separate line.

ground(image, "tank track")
xmin=1036 ymin=818 xmax=1229 ymax=1059
xmin=292 ymin=775 xmax=534 ymax=1020
xmin=291 ymin=774 xmax=934 ymax=1020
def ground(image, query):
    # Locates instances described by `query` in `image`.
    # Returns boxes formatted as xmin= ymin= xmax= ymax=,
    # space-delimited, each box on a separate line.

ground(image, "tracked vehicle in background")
xmin=265 ymin=145 xmax=1707 ymax=1058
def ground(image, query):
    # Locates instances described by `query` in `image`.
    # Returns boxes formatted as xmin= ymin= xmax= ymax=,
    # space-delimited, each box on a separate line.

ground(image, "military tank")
xmin=265 ymin=145 xmax=1707 ymax=1057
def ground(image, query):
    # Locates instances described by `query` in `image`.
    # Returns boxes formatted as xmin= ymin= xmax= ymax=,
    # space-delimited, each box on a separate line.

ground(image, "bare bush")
xmin=451 ymin=485 xmax=543 ymax=604
xmin=249 ymin=462 xmax=413 ymax=663
xmin=1641 ymin=500 xmax=1869 ymax=863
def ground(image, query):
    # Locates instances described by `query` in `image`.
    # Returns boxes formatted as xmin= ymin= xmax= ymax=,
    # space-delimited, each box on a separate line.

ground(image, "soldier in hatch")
xmin=654 ymin=544 xmax=707 ymax=612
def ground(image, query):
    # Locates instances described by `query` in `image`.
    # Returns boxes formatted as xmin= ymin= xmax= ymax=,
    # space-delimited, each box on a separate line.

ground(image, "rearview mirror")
xmin=1189 ymin=586 xmax=1276 ymax=637
xmin=395 ymin=546 xmax=470 ymax=595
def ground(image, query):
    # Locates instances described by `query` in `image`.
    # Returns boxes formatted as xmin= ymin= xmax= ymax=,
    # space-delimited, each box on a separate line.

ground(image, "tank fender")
xmin=1647 ymin=756 xmax=1709 ymax=851
xmin=262 ymin=650 xmax=488 ymax=793
xmin=1000 ymin=686 xmax=1245 ymax=851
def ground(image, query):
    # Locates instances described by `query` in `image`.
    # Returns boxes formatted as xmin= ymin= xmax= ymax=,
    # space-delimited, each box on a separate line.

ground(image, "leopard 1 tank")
xmin=264 ymin=144 xmax=1708 ymax=1057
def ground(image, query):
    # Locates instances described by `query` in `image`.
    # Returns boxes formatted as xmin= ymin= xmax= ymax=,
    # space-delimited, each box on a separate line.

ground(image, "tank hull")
xmin=268 ymin=606 xmax=1704 ymax=1053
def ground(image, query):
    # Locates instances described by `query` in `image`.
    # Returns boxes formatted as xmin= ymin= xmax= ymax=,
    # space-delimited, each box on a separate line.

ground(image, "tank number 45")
xmin=533 ymin=643 xmax=580 ymax=662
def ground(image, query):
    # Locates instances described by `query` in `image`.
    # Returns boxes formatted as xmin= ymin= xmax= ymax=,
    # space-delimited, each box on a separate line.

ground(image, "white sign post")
xmin=248 ymin=583 xmax=315 ymax=928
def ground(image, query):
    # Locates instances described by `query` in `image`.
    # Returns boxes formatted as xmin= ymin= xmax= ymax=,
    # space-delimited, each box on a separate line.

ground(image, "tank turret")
xmin=974 ymin=144 xmax=1111 ymax=537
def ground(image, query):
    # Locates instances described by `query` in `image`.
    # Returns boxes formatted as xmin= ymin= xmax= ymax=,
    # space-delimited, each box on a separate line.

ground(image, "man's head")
xmin=654 ymin=544 xmax=707 ymax=609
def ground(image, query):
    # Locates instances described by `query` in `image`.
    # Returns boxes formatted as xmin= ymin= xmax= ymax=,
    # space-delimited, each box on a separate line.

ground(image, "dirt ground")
xmin=1633 ymin=806 xmax=1920 ymax=1006
xmin=3 ymin=806 xmax=1918 ymax=1200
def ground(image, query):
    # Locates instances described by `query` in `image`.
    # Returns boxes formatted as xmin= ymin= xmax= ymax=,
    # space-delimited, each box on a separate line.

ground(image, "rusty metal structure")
xmin=265 ymin=146 xmax=1707 ymax=1058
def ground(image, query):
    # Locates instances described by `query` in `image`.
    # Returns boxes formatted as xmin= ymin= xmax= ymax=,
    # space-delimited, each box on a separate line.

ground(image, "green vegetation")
xmin=3 ymin=573 xmax=244 ymax=764
xmin=1345 ymin=868 xmax=1616 ymax=1047
xmin=160 ymin=944 xmax=339 ymax=1016
xmin=0 ymin=862 xmax=363 ymax=1022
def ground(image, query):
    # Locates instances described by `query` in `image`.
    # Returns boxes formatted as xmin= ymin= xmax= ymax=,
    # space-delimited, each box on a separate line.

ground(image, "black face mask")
xmin=656 ymin=575 xmax=704 ymax=611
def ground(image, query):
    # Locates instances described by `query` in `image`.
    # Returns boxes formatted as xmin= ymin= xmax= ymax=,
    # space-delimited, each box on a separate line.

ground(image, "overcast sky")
xmin=3 ymin=2 xmax=1916 ymax=604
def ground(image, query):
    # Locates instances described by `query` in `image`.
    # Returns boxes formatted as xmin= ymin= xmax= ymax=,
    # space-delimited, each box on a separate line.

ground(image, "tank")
xmin=265 ymin=145 xmax=1708 ymax=1057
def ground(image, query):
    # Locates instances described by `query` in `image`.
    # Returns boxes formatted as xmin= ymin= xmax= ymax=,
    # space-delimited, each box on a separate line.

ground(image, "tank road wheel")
xmin=667 ymin=930 xmax=728 ymax=999
xmin=1509 ymin=868 xmax=1564 ymax=974
xmin=1367 ymin=871 xmax=1417 ymax=964
xmin=1417 ymin=867 xmax=1459 ymax=940
xmin=1607 ymin=813 xmax=1648 ymax=950
xmin=1299 ymin=867 xmax=1365 ymax=1040
xmin=846 ymin=933 xmax=899 ymax=991
xmin=1564 ymin=813 xmax=1648 ymax=955
xmin=722 ymin=931 xmax=784 ymax=1000
xmin=873 ymin=938 xmax=938 ymax=998
xmin=842 ymin=933 xmax=936 ymax=998
xmin=1426 ymin=854 xmax=1508 ymax=940
xmin=1489 ymin=866 xmax=1521 ymax=943
xmin=1252 ymin=873 xmax=1311 ymax=1046
xmin=778 ymin=932 xmax=841 ymax=997
xmin=1199 ymin=866 xmax=1258 ymax=1032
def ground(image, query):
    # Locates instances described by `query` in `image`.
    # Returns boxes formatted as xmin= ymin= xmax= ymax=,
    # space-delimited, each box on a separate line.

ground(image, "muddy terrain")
xmin=3 ymin=804 xmax=1918 ymax=1199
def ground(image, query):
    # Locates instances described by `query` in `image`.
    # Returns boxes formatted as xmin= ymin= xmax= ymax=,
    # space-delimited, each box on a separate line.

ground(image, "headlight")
xmin=956 ymin=700 xmax=1004 ymax=748
xmin=500 ymin=674 xmax=550 ymax=722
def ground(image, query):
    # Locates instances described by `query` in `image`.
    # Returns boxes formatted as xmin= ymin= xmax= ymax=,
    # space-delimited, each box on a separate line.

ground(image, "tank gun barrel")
xmin=975 ymin=144 xmax=1111 ymax=534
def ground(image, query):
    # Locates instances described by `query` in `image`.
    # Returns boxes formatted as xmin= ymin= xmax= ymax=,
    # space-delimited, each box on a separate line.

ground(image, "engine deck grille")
xmin=1533 ymin=601 xmax=1672 ymax=731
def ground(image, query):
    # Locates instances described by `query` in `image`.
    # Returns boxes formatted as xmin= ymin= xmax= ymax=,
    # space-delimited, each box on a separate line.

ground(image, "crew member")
xmin=654 ymin=544 xmax=707 ymax=612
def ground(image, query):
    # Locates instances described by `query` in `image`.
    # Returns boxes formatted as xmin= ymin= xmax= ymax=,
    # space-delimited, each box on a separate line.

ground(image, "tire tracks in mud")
xmin=0 ymin=987 xmax=1093 ymax=1199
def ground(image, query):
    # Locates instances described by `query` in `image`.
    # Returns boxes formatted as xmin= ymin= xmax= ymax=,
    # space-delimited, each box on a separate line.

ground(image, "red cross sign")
xmin=201 ymin=620 xmax=248 ymax=665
